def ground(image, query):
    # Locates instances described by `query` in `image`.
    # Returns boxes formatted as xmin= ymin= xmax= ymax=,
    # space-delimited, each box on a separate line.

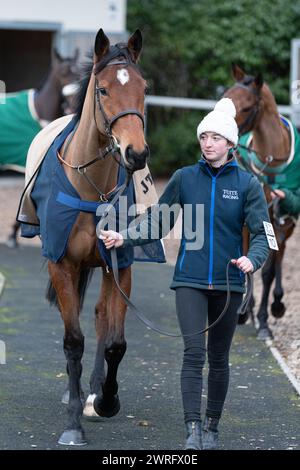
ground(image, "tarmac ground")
xmin=0 ymin=244 xmax=299 ymax=452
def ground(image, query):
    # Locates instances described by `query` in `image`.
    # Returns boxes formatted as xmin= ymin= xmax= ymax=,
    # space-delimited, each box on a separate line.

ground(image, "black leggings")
xmin=176 ymin=287 xmax=243 ymax=422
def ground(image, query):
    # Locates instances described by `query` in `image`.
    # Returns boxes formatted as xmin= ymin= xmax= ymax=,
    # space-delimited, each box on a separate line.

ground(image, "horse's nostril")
xmin=125 ymin=145 xmax=149 ymax=170
xmin=125 ymin=145 xmax=133 ymax=161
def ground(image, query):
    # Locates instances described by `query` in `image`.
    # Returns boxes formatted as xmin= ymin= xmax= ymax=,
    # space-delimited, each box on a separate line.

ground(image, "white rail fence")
xmin=144 ymin=95 xmax=294 ymax=134
xmin=145 ymin=95 xmax=292 ymax=115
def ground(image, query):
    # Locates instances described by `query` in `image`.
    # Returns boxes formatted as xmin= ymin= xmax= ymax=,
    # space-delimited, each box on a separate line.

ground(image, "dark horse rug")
xmin=19 ymin=117 xmax=165 ymax=268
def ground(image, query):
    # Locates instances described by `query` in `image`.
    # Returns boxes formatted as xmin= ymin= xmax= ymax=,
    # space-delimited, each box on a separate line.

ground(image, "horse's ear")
xmin=94 ymin=29 xmax=110 ymax=63
xmin=127 ymin=29 xmax=143 ymax=63
xmin=52 ymin=48 xmax=63 ymax=63
xmin=231 ymin=63 xmax=245 ymax=82
xmin=254 ymin=72 xmax=263 ymax=90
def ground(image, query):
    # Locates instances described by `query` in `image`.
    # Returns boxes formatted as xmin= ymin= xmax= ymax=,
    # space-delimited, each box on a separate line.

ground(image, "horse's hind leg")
xmin=271 ymin=247 xmax=286 ymax=319
xmin=93 ymin=266 xmax=131 ymax=418
xmin=257 ymin=252 xmax=276 ymax=340
xmin=48 ymin=261 xmax=86 ymax=446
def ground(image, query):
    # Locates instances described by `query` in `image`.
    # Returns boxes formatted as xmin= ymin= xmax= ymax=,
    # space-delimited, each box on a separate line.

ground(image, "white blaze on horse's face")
xmin=117 ymin=68 xmax=130 ymax=86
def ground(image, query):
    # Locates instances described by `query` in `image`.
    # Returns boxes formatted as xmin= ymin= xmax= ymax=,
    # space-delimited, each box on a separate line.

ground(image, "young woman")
xmin=100 ymin=98 xmax=270 ymax=450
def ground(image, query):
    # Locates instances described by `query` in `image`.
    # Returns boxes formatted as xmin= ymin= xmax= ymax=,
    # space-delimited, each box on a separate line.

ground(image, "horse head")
xmin=51 ymin=48 xmax=80 ymax=114
xmin=224 ymin=64 xmax=263 ymax=135
xmin=92 ymin=29 xmax=149 ymax=172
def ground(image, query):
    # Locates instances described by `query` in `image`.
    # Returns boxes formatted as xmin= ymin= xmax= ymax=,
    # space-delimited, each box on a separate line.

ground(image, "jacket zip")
xmin=208 ymin=177 xmax=216 ymax=287
xmin=206 ymin=163 xmax=232 ymax=288
xmin=179 ymin=238 xmax=186 ymax=271
xmin=179 ymin=160 xmax=237 ymax=280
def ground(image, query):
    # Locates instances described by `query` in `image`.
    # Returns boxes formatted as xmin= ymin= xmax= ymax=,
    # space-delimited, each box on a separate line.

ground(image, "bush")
xmin=147 ymin=110 xmax=204 ymax=176
xmin=128 ymin=0 xmax=300 ymax=174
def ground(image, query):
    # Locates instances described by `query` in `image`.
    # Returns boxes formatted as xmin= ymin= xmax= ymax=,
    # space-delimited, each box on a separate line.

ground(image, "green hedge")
xmin=147 ymin=110 xmax=204 ymax=177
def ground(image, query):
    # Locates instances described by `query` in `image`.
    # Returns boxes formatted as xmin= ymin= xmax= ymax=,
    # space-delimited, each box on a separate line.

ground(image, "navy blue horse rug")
xmin=20 ymin=118 xmax=165 ymax=268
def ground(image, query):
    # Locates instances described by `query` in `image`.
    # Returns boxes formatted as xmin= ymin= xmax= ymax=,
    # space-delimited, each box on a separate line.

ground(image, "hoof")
xmin=58 ymin=429 xmax=87 ymax=446
xmin=93 ymin=394 xmax=120 ymax=418
xmin=237 ymin=311 xmax=249 ymax=325
xmin=61 ymin=389 xmax=85 ymax=405
xmin=257 ymin=327 xmax=273 ymax=341
xmin=271 ymin=302 xmax=286 ymax=319
xmin=83 ymin=394 xmax=103 ymax=421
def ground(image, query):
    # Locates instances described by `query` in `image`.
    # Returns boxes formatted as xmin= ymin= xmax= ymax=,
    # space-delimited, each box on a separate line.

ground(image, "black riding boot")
xmin=202 ymin=416 xmax=219 ymax=450
xmin=184 ymin=420 xmax=202 ymax=450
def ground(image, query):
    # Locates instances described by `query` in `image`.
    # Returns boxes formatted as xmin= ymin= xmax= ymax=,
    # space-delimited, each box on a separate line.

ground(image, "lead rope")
xmin=108 ymin=249 xmax=253 ymax=337
xmin=96 ymin=172 xmax=253 ymax=337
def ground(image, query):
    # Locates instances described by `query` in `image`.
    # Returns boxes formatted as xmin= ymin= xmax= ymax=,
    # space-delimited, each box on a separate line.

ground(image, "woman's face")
xmin=199 ymin=132 xmax=233 ymax=163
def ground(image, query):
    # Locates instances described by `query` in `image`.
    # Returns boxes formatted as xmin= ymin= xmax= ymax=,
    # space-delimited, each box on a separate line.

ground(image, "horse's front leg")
xmin=93 ymin=266 xmax=131 ymax=418
xmin=83 ymin=269 xmax=111 ymax=420
xmin=257 ymin=251 xmax=276 ymax=340
xmin=271 ymin=245 xmax=286 ymax=319
xmin=48 ymin=261 xmax=86 ymax=446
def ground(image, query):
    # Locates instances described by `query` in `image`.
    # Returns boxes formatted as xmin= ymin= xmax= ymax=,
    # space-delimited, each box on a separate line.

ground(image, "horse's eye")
xmin=99 ymin=87 xmax=107 ymax=96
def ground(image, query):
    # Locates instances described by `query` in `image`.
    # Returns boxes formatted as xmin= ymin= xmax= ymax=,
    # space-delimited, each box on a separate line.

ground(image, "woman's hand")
xmin=231 ymin=256 xmax=254 ymax=273
xmin=270 ymin=189 xmax=285 ymax=200
xmin=99 ymin=230 xmax=124 ymax=249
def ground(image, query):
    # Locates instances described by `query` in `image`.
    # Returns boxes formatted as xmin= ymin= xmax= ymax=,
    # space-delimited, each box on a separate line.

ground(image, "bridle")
xmin=94 ymin=77 xmax=144 ymax=137
xmin=230 ymin=81 xmax=261 ymax=135
xmin=93 ymin=44 xmax=145 ymax=155
xmin=230 ymin=80 xmax=294 ymax=230
xmin=57 ymin=43 xmax=146 ymax=201
xmin=58 ymin=45 xmax=145 ymax=174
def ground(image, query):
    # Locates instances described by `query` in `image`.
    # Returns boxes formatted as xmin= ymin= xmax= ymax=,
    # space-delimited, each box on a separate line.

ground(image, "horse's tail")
xmin=46 ymin=268 xmax=95 ymax=311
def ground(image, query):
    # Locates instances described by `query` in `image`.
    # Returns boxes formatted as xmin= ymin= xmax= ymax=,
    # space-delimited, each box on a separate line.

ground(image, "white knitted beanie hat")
xmin=196 ymin=98 xmax=238 ymax=145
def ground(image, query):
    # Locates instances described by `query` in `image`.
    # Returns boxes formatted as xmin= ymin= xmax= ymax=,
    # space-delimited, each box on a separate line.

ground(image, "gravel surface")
xmin=0 ymin=175 xmax=299 ymax=384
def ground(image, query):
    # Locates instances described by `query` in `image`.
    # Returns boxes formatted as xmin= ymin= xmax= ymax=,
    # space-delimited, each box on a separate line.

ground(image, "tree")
xmin=128 ymin=0 xmax=300 ymax=174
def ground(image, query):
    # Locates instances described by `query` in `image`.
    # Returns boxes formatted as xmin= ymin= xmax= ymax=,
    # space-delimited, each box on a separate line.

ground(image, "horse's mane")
xmin=74 ymin=53 xmax=94 ymax=122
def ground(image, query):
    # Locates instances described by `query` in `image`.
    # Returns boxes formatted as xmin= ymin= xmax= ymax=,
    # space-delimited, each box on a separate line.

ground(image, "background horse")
xmin=21 ymin=28 xmax=149 ymax=446
xmin=225 ymin=64 xmax=298 ymax=340
xmin=2 ymin=49 xmax=79 ymax=246
xmin=0 ymin=48 xmax=79 ymax=170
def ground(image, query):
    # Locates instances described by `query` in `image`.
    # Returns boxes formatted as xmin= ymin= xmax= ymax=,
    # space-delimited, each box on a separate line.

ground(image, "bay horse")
xmin=30 ymin=29 xmax=149 ymax=446
xmin=3 ymin=49 xmax=79 ymax=246
xmin=225 ymin=64 xmax=297 ymax=340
